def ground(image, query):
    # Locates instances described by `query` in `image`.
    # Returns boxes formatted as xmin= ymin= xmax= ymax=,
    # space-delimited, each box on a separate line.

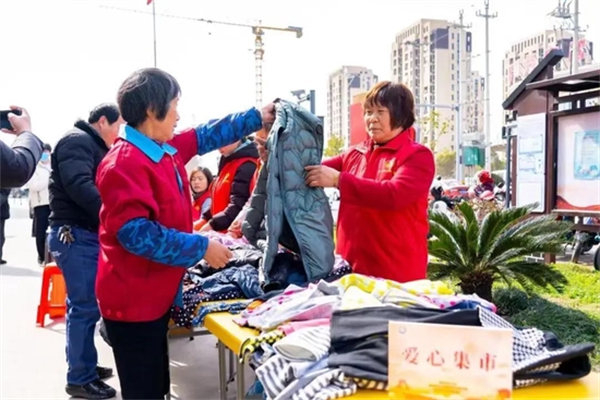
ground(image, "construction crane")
xmin=102 ymin=6 xmax=303 ymax=106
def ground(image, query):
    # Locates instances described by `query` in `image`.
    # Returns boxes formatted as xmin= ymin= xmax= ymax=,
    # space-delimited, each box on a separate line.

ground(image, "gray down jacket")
xmin=242 ymin=100 xmax=334 ymax=284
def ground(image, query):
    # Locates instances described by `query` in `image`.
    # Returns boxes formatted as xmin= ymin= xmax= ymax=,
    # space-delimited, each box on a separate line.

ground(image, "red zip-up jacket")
xmin=323 ymin=128 xmax=434 ymax=283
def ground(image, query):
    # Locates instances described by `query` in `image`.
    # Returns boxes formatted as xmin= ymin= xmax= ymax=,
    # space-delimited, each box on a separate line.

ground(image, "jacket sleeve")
xmin=210 ymin=161 xmax=257 ymax=231
xmin=195 ymin=109 xmax=262 ymax=155
xmin=55 ymin=136 xmax=102 ymax=225
xmin=322 ymin=154 xmax=343 ymax=171
xmin=242 ymin=164 xmax=267 ymax=245
xmin=0 ymin=132 xmax=43 ymax=188
xmin=117 ymin=217 xmax=208 ymax=268
xmin=339 ymin=147 xmax=435 ymax=211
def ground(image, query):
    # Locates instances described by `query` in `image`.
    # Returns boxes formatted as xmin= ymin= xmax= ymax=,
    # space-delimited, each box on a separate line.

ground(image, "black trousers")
xmin=0 ymin=218 xmax=5 ymax=260
xmin=33 ymin=205 xmax=50 ymax=262
xmin=103 ymin=312 xmax=170 ymax=399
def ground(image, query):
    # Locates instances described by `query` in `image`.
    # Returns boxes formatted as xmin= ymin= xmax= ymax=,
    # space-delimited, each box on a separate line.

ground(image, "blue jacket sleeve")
xmin=117 ymin=217 xmax=209 ymax=268
xmin=195 ymin=108 xmax=262 ymax=155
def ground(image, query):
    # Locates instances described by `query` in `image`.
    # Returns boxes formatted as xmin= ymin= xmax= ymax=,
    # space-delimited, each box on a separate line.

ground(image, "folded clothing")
xmin=274 ymin=326 xmax=330 ymax=362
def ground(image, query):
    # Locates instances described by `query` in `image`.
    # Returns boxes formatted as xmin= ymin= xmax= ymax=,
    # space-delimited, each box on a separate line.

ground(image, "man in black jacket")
xmin=0 ymin=106 xmax=43 ymax=188
xmin=48 ymin=103 xmax=124 ymax=399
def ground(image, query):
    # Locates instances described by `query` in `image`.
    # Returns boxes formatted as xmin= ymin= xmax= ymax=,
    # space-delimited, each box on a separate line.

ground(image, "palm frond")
xmin=427 ymin=261 xmax=462 ymax=280
xmin=478 ymin=206 xmax=530 ymax=259
xmin=428 ymin=221 xmax=466 ymax=266
xmin=497 ymin=261 xmax=567 ymax=292
xmin=429 ymin=210 xmax=469 ymax=256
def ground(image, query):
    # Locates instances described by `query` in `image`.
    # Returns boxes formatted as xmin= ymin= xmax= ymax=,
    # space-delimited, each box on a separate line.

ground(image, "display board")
xmin=516 ymin=113 xmax=546 ymax=212
xmin=556 ymin=112 xmax=600 ymax=212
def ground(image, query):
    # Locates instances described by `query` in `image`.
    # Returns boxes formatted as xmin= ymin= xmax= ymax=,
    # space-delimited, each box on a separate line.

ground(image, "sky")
xmin=1 ymin=0 xmax=599 ymax=170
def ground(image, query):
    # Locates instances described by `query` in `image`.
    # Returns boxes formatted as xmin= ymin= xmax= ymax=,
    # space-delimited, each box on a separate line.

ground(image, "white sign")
xmin=516 ymin=113 xmax=546 ymax=212
xmin=389 ymin=321 xmax=513 ymax=400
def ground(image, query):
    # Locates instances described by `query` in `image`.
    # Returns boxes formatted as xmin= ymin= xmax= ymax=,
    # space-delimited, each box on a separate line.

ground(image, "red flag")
xmin=147 ymin=0 xmax=153 ymax=4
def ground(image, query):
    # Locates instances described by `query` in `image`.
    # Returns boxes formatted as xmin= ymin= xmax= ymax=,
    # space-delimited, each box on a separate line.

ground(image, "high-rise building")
xmin=463 ymin=71 xmax=485 ymax=140
xmin=326 ymin=66 xmax=378 ymax=148
xmin=390 ymin=19 xmax=481 ymax=153
xmin=502 ymin=30 xmax=594 ymax=101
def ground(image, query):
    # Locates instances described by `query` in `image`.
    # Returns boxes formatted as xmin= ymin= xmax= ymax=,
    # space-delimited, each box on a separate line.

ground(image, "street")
xmin=0 ymin=199 xmax=235 ymax=400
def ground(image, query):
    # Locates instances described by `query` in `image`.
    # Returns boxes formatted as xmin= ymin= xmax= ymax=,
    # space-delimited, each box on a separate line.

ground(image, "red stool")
xmin=36 ymin=262 xmax=67 ymax=327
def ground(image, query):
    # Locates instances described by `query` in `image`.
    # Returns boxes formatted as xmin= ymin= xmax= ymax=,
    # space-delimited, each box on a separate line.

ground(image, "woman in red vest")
xmin=95 ymin=68 xmax=275 ymax=399
xmin=190 ymin=166 xmax=213 ymax=221
xmin=199 ymin=137 xmax=259 ymax=232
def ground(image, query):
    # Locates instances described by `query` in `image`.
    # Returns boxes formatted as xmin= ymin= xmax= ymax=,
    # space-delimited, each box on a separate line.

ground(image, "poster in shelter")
xmin=556 ymin=112 xmax=600 ymax=212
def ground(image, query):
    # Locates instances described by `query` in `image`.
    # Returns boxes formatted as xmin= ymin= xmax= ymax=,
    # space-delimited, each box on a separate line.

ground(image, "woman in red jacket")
xmin=305 ymin=81 xmax=435 ymax=283
xmin=95 ymin=68 xmax=275 ymax=399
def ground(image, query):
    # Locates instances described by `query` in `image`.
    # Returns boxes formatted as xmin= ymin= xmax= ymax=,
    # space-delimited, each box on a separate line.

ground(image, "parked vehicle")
xmin=443 ymin=185 xmax=470 ymax=201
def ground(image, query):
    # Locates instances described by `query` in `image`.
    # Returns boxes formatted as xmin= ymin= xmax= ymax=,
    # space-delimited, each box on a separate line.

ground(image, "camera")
xmin=0 ymin=109 xmax=23 ymax=130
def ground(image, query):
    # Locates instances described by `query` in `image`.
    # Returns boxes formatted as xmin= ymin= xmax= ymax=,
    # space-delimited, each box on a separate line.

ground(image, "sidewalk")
xmin=0 ymin=199 xmax=236 ymax=400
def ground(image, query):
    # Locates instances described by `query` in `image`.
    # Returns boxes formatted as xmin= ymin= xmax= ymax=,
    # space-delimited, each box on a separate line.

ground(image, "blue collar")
xmin=119 ymin=125 xmax=177 ymax=163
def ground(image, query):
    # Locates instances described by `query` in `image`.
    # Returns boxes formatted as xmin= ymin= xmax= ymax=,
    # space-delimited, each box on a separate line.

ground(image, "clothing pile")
xmin=170 ymin=230 xmax=352 ymax=328
xmin=232 ymin=274 xmax=594 ymax=399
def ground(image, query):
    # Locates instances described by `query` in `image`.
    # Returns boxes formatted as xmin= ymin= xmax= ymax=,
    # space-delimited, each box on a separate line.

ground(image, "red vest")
xmin=191 ymin=191 xmax=210 ymax=221
xmin=210 ymin=157 xmax=258 ymax=218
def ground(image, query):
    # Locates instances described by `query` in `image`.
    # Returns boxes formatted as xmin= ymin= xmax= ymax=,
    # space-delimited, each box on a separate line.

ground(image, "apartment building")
xmin=390 ymin=19 xmax=482 ymax=152
xmin=502 ymin=30 xmax=594 ymax=100
xmin=326 ymin=66 xmax=378 ymax=148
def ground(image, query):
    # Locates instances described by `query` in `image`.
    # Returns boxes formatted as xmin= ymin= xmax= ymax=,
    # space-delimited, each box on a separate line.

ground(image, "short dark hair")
xmin=117 ymin=68 xmax=181 ymax=128
xmin=88 ymin=103 xmax=120 ymax=124
xmin=363 ymin=81 xmax=415 ymax=130
xmin=43 ymin=143 xmax=52 ymax=152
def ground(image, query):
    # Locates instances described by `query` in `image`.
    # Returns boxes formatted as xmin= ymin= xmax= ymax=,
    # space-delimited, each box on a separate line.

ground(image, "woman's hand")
xmin=199 ymin=222 xmax=213 ymax=233
xmin=304 ymin=165 xmax=340 ymax=188
xmin=254 ymin=137 xmax=268 ymax=162
xmin=203 ymin=240 xmax=232 ymax=269
xmin=227 ymin=220 xmax=243 ymax=239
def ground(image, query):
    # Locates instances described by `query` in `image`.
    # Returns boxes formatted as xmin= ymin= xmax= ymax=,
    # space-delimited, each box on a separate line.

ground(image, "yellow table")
xmin=345 ymin=372 xmax=600 ymax=399
xmin=203 ymin=311 xmax=600 ymax=400
xmin=203 ymin=311 xmax=259 ymax=400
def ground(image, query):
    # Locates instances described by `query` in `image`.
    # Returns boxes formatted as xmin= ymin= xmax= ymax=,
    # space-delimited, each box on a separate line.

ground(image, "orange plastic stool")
xmin=36 ymin=263 xmax=67 ymax=327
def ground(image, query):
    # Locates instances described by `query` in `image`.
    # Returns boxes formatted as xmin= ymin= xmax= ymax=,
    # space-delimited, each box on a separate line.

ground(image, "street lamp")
xmin=290 ymin=89 xmax=315 ymax=114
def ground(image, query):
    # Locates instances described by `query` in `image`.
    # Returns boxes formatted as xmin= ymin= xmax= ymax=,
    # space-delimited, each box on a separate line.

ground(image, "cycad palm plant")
xmin=428 ymin=202 xmax=571 ymax=302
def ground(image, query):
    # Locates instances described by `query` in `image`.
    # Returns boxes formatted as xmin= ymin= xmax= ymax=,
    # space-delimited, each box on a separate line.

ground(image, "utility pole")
xmin=405 ymin=39 xmax=423 ymax=142
xmin=549 ymin=0 xmax=583 ymax=75
xmin=449 ymin=10 xmax=471 ymax=183
xmin=152 ymin=0 xmax=157 ymax=67
xmin=572 ymin=0 xmax=580 ymax=73
xmin=476 ymin=0 xmax=497 ymax=171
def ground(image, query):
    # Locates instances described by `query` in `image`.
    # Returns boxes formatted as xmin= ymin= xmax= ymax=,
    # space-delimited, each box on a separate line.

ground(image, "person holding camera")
xmin=48 ymin=103 xmax=124 ymax=399
xmin=0 ymin=106 xmax=43 ymax=188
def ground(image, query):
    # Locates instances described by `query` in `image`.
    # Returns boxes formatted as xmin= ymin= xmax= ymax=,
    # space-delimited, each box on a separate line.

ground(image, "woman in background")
xmin=190 ymin=167 xmax=213 ymax=221
xmin=27 ymin=143 xmax=52 ymax=265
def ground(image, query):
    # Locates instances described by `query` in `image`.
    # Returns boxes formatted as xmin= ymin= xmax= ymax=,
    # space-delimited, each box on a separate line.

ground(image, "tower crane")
xmin=102 ymin=6 xmax=303 ymax=106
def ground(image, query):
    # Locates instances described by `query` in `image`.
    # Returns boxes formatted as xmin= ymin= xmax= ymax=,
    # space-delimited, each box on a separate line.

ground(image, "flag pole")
xmin=152 ymin=0 xmax=157 ymax=67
